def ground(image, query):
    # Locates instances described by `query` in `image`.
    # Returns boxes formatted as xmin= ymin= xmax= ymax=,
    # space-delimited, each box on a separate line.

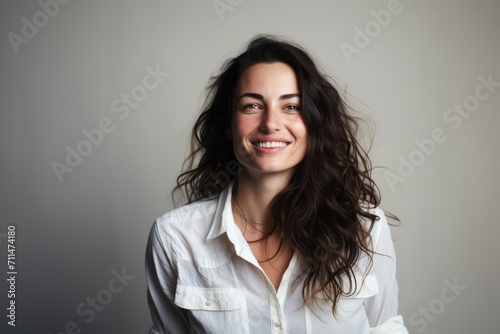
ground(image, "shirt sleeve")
xmin=365 ymin=208 xmax=409 ymax=333
xmin=145 ymin=221 xmax=190 ymax=334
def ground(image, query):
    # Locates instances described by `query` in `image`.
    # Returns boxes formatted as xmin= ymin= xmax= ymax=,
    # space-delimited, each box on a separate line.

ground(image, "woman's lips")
xmin=252 ymin=140 xmax=290 ymax=153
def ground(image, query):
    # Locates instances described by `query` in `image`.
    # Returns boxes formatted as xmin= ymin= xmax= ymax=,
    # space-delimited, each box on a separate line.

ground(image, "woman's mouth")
xmin=255 ymin=141 xmax=289 ymax=148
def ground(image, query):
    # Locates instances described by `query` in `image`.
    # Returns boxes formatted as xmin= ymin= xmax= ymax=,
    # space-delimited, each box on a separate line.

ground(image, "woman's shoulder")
xmin=361 ymin=206 xmax=392 ymax=242
xmin=360 ymin=206 xmax=400 ymax=263
xmin=155 ymin=197 xmax=219 ymax=234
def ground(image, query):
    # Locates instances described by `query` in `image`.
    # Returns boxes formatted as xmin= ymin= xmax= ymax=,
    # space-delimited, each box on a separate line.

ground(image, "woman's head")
xmin=176 ymin=35 xmax=369 ymax=202
xmin=229 ymin=61 xmax=307 ymax=179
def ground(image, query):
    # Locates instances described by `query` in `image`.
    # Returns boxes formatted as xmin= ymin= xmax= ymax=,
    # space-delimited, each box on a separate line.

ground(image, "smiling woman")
xmin=145 ymin=35 xmax=409 ymax=333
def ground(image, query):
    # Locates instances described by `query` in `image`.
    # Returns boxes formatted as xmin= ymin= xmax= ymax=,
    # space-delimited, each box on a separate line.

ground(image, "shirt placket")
xmin=260 ymin=253 xmax=297 ymax=334
xmin=231 ymin=234 xmax=288 ymax=333
xmin=268 ymin=286 xmax=286 ymax=333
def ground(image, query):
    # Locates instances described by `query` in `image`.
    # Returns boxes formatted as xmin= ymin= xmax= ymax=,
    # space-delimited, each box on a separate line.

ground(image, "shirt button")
xmin=272 ymin=320 xmax=280 ymax=328
xmin=205 ymin=300 xmax=212 ymax=307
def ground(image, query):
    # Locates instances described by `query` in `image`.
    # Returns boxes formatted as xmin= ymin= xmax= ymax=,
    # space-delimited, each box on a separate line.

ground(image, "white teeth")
xmin=256 ymin=141 xmax=287 ymax=148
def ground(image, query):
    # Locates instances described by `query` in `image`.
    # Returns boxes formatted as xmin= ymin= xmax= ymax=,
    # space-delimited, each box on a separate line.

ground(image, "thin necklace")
xmin=232 ymin=195 xmax=266 ymax=236
xmin=232 ymin=194 xmax=284 ymax=269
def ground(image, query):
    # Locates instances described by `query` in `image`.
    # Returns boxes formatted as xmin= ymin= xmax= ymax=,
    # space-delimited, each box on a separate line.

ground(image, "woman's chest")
xmin=172 ymin=246 xmax=375 ymax=333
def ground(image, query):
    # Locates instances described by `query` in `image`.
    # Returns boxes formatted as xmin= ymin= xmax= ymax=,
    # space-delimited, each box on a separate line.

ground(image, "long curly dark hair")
xmin=173 ymin=35 xmax=386 ymax=313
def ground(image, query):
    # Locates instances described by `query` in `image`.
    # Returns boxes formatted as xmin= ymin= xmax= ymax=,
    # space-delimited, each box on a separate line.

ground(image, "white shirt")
xmin=146 ymin=181 xmax=408 ymax=333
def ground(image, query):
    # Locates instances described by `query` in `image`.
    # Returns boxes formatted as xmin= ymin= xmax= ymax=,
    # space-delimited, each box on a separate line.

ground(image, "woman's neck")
xmin=233 ymin=170 xmax=291 ymax=230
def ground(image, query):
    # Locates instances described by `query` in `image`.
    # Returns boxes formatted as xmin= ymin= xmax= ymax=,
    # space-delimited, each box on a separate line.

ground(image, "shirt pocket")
xmin=345 ymin=274 xmax=379 ymax=298
xmin=174 ymin=285 xmax=249 ymax=334
xmin=309 ymin=275 xmax=379 ymax=332
xmin=336 ymin=275 xmax=379 ymax=329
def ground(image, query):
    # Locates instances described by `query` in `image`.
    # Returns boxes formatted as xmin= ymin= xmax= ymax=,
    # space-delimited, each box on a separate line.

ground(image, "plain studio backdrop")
xmin=1 ymin=1 xmax=499 ymax=333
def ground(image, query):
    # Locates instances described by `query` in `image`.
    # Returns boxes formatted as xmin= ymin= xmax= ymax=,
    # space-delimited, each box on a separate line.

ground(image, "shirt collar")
xmin=205 ymin=179 xmax=261 ymax=267
xmin=206 ymin=179 xmax=236 ymax=242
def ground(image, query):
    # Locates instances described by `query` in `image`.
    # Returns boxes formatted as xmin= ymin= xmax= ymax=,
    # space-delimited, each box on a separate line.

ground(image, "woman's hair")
xmin=173 ymin=35 xmax=384 ymax=313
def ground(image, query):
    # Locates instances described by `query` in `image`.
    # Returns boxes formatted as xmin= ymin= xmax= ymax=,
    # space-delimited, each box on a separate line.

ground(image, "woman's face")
xmin=228 ymin=62 xmax=308 ymax=178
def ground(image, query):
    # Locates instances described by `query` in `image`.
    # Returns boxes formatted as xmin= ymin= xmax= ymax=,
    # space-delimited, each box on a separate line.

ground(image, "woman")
xmin=146 ymin=35 xmax=408 ymax=333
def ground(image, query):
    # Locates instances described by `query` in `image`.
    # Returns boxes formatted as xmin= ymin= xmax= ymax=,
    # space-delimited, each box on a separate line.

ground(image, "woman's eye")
xmin=242 ymin=104 xmax=261 ymax=111
xmin=285 ymin=105 xmax=301 ymax=112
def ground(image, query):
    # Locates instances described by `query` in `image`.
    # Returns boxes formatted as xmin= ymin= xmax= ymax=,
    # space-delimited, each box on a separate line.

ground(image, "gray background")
xmin=1 ymin=0 xmax=499 ymax=333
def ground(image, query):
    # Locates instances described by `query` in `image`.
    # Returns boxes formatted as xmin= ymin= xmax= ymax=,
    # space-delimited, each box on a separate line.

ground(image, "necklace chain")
xmin=232 ymin=193 xmax=284 ymax=269
xmin=233 ymin=196 xmax=265 ymax=236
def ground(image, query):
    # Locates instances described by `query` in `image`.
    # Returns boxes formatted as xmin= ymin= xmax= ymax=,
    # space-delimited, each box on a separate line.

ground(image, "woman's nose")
xmin=259 ymin=107 xmax=282 ymax=133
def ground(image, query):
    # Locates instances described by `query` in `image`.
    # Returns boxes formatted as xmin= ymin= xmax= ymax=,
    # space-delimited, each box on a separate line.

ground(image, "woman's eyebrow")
xmin=237 ymin=93 xmax=300 ymax=101
xmin=279 ymin=93 xmax=300 ymax=100
xmin=237 ymin=93 xmax=264 ymax=101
